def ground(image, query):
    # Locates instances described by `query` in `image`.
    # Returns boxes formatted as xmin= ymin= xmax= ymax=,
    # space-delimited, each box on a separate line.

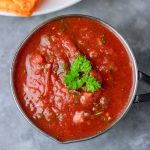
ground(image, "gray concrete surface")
xmin=0 ymin=0 xmax=150 ymax=150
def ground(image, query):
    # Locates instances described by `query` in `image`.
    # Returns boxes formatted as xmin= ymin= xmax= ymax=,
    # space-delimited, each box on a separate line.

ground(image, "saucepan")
xmin=10 ymin=14 xmax=150 ymax=143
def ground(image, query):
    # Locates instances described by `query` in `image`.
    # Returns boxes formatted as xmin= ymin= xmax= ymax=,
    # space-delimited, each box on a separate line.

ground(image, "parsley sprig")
xmin=64 ymin=55 xmax=101 ymax=92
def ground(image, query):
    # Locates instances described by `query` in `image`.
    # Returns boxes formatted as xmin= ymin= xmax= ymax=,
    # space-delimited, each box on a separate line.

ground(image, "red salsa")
xmin=14 ymin=16 xmax=133 ymax=142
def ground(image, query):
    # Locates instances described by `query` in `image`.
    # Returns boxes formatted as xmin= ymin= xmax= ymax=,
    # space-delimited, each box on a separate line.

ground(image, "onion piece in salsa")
xmin=13 ymin=16 xmax=132 ymax=142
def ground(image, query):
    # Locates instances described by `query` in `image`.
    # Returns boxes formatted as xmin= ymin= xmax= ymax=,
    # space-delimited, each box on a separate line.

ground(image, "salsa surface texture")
xmin=14 ymin=16 xmax=133 ymax=142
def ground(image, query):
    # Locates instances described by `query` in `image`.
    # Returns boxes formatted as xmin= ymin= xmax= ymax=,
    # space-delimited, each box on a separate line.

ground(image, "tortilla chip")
xmin=0 ymin=0 xmax=40 ymax=17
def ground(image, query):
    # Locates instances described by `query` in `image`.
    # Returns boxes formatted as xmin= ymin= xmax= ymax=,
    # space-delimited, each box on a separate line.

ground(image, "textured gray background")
xmin=0 ymin=0 xmax=150 ymax=150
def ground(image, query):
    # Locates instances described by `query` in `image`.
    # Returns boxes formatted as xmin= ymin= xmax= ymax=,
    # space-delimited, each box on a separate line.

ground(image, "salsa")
xmin=13 ymin=16 xmax=133 ymax=142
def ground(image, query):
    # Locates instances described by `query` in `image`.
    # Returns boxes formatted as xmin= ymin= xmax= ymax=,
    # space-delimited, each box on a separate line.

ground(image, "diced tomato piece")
xmin=80 ymin=93 xmax=93 ymax=106
xmin=31 ymin=53 xmax=43 ymax=64
xmin=73 ymin=111 xmax=84 ymax=124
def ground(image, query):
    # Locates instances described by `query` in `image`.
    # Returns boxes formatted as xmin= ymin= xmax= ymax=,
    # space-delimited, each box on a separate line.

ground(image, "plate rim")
xmin=0 ymin=0 xmax=82 ymax=17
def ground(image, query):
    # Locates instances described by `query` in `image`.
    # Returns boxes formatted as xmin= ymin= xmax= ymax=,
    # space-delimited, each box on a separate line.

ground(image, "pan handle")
xmin=134 ymin=71 xmax=150 ymax=103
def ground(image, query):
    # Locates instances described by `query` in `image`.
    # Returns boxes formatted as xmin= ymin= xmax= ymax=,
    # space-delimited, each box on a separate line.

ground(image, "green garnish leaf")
xmin=100 ymin=34 xmax=107 ymax=44
xmin=82 ymin=76 xmax=101 ymax=92
xmin=64 ymin=55 xmax=101 ymax=92
xmin=70 ymin=55 xmax=91 ymax=74
xmin=94 ymin=111 xmax=103 ymax=116
xmin=56 ymin=114 xmax=63 ymax=120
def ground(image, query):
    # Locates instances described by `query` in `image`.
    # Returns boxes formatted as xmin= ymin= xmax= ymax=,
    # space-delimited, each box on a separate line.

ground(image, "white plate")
xmin=0 ymin=0 xmax=81 ymax=17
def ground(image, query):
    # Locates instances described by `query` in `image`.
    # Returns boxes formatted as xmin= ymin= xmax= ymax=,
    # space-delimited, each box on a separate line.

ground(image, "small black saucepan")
xmin=10 ymin=14 xmax=150 ymax=143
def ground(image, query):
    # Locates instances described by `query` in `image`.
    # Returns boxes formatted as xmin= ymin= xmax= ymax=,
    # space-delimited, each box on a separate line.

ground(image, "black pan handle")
xmin=134 ymin=71 xmax=150 ymax=103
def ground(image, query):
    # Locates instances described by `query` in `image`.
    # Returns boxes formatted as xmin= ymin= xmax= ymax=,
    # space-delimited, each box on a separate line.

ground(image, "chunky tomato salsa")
xmin=14 ymin=16 xmax=133 ymax=141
